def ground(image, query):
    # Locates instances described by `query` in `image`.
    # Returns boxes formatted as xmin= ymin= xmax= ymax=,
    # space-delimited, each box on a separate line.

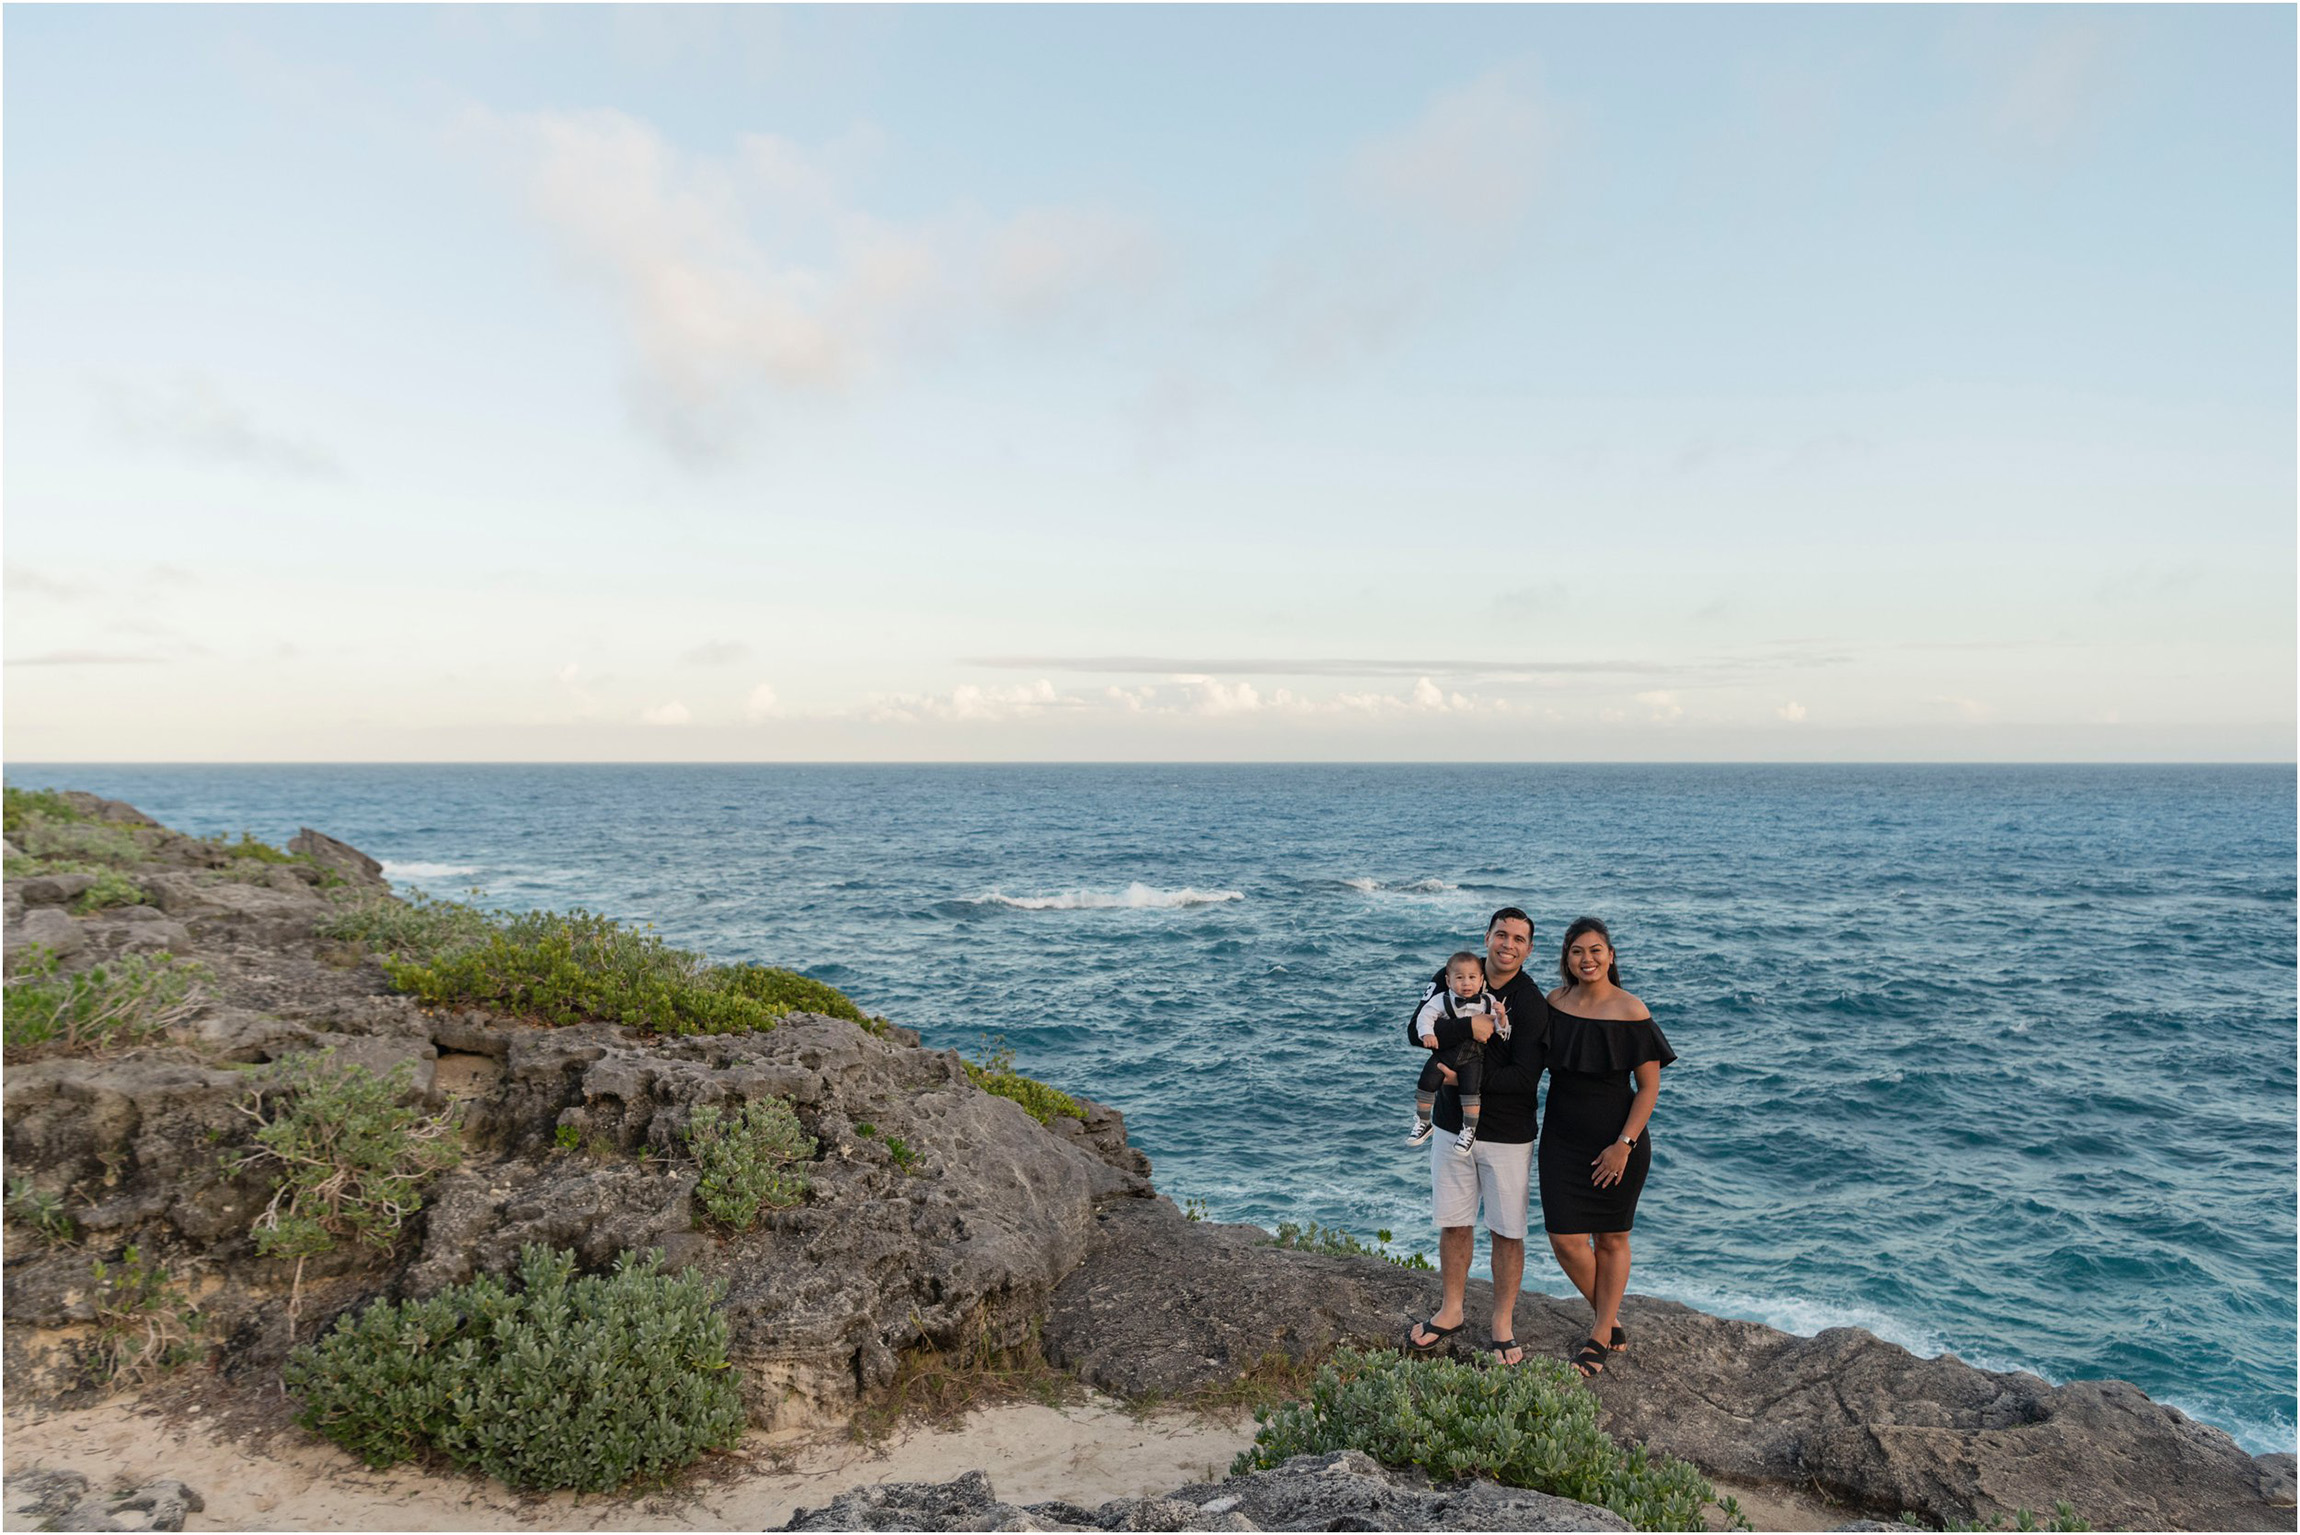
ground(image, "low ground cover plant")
xmin=317 ymin=889 xmax=500 ymax=961
xmin=850 ymin=1314 xmax=1080 ymax=1442
xmin=2 ymin=948 xmax=206 ymax=1058
xmin=231 ymin=1052 xmax=460 ymax=1319
xmin=3 ymin=785 xmax=87 ymax=832
xmin=1271 ymin=1218 xmax=1434 ymax=1272
xmin=686 ymin=1098 xmax=815 ymax=1227
xmin=965 ymin=1038 xmax=1085 ymax=1125
xmin=1235 ymin=1347 xmax=1744 ymax=1533
xmin=17 ymin=817 xmax=147 ymax=869
xmin=87 ymin=1245 xmax=203 ymax=1390
xmin=5 ymin=1176 xmax=77 ymax=1244
xmin=285 ymin=1244 xmax=745 ymax=1491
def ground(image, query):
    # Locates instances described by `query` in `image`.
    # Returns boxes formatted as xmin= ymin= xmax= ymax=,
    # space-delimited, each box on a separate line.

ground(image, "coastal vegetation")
xmin=284 ymin=1244 xmax=745 ymax=1491
xmin=850 ymin=1315 xmax=1080 ymax=1443
xmin=966 ymin=1038 xmax=1085 ymax=1125
xmin=5 ymin=1176 xmax=77 ymax=1245
xmin=684 ymin=1098 xmax=815 ymax=1229
xmin=1234 ymin=1347 xmax=1746 ymax=1533
xmin=87 ymin=1245 xmax=203 ymax=1391
xmin=2 ymin=947 xmax=206 ymax=1057
xmin=1271 ymin=1217 xmax=1434 ymax=1272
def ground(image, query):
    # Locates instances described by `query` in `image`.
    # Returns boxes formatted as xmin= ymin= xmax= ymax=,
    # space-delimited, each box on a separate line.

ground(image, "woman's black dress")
xmin=1538 ymin=1003 xmax=1676 ymax=1235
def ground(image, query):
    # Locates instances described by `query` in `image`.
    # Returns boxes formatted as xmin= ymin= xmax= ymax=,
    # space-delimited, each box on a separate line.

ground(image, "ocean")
xmin=10 ymin=763 xmax=2294 ymax=1454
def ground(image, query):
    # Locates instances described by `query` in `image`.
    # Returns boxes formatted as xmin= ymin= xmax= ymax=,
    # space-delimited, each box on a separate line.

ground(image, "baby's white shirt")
xmin=1415 ymin=987 xmax=1508 ymax=1045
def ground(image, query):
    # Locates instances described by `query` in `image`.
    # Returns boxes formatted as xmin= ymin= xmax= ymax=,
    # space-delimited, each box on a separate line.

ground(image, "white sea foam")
xmin=1343 ymin=876 xmax=1460 ymax=895
xmin=967 ymin=883 xmax=1243 ymax=911
xmin=1342 ymin=877 xmax=1381 ymax=893
xmin=382 ymin=861 xmax=482 ymax=879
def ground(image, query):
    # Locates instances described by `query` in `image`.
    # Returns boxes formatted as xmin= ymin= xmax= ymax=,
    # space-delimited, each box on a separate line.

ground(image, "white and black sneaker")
xmin=1452 ymin=1125 xmax=1478 ymax=1158
xmin=1406 ymin=1117 xmax=1435 ymax=1148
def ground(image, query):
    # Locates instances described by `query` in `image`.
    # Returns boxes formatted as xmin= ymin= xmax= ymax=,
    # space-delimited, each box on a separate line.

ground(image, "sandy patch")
xmin=2 ymin=1396 xmax=1255 ymax=1531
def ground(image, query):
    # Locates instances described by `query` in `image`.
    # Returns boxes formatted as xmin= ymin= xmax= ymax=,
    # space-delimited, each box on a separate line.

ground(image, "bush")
xmin=71 ymin=869 xmax=147 ymax=913
xmin=5 ymin=1176 xmax=77 ymax=1244
xmin=232 ymin=1052 xmax=460 ymax=1281
xmin=712 ymin=963 xmax=872 ymax=1025
xmin=384 ymin=909 xmax=786 ymax=1035
xmin=2 ymin=786 xmax=85 ymax=832
xmin=685 ymin=1099 xmax=815 ymax=1228
xmin=1929 ymin=1506 xmax=2092 ymax=1533
xmin=18 ymin=817 xmax=146 ymax=869
xmin=1234 ymin=1348 xmax=1738 ymax=1532
xmin=284 ymin=1244 xmax=746 ymax=1491
xmin=88 ymin=1245 xmax=202 ymax=1389
xmin=318 ymin=890 xmax=500 ymax=962
xmin=206 ymin=830 xmax=296 ymax=864
xmin=3 ymin=948 xmax=205 ymax=1057
xmin=1271 ymin=1219 xmax=1433 ymax=1272
xmin=965 ymin=1038 xmax=1085 ymax=1125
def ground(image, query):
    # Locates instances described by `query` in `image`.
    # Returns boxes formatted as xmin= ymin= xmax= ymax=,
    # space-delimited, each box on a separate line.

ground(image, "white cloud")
xmin=1634 ymin=689 xmax=1685 ymax=723
xmin=96 ymin=374 xmax=344 ymax=479
xmin=641 ymin=700 xmax=692 ymax=726
xmin=1777 ymin=701 xmax=1808 ymax=723
xmin=866 ymin=679 xmax=1066 ymax=724
xmin=744 ymin=683 xmax=780 ymax=722
xmin=681 ymin=638 xmax=752 ymax=666
xmin=1927 ymin=695 xmax=1992 ymax=723
xmin=4 ymin=566 xmax=90 ymax=600
xmin=1352 ymin=65 xmax=1550 ymax=239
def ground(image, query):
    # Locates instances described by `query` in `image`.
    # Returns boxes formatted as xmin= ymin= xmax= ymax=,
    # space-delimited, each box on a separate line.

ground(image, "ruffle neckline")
xmin=1544 ymin=1002 xmax=1677 ymax=1077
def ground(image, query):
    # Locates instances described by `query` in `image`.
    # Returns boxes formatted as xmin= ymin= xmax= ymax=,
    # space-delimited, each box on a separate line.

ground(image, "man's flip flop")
xmin=1571 ymin=1337 xmax=1609 ymax=1379
xmin=1487 ymin=1337 xmax=1524 ymax=1366
xmin=1405 ymin=1317 xmax=1466 ymax=1352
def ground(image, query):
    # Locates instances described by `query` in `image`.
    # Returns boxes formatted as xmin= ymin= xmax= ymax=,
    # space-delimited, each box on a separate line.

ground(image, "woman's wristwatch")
xmin=1616 ymin=1134 xmax=1636 ymax=1150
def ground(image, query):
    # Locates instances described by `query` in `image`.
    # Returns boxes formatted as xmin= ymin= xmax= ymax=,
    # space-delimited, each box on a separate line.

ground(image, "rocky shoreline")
xmin=2 ymin=792 xmax=2291 ymax=1532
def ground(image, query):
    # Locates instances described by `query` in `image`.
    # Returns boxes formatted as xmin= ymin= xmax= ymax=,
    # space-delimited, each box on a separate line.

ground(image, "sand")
xmin=1 ymin=1394 xmax=1255 ymax=1531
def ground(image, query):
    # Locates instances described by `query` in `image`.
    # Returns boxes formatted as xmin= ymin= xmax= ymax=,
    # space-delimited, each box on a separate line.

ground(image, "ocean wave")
xmin=1342 ymin=876 xmax=1461 ymax=895
xmin=382 ymin=860 xmax=482 ymax=879
xmin=964 ymin=883 xmax=1244 ymax=911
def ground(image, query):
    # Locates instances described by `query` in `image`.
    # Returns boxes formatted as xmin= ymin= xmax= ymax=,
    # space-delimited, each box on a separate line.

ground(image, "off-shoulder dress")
xmin=1537 ymin=1004 xmax=1677 ymax=1234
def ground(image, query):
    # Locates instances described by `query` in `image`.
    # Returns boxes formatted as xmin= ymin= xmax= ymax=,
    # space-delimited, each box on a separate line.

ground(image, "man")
xmin=1404 ymin=906 xmax=1547 ymax=1365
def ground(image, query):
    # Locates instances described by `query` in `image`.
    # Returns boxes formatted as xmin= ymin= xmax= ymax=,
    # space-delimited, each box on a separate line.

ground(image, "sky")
xmin=4 ymin=4 xmax=2293 ymax=763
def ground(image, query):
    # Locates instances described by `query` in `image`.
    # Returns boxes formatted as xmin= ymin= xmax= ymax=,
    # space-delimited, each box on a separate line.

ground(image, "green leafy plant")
xmin=850 ymin=1314 xmax=1081 ymax=1442
xmin=317 ymin=889 xmax=501 ymax=962
xmin=231 ymin=1052 xmax=461 ymax=1323
xmin=1183 ymin=1197 xmax=1208 ymax=1222
xmin=964 ymin=1037 xmax=1086 ymax=1126
xmin=1939 ymin=1505 xmax=2092 ymax=1533
xmin=1235 ymin=1347 xmax=1739 ymax=1532
xmin=285 ymin=1244 xmax=745 ymax=1491
xmin=17 ymin=817 xmax=146 ymax=869
xmin=5 ymin=1176 xmax=77 ymax=1244
xmin=3 ymin=786 xmax=87 ymax=832
xmin=87 ymin=1245 xmax=202 ymax=1389
xmin=1271 ymin=1219 xmax=1434 ymax=1272
xmin=711 ymin=964 xmax=873 ymax=1025
xmin=3 ymin=947 xmax=206 ymax=1057
xmin=206 ymin=830 xmax=297 ymax=864
xmin=70 ymin=869 xmax=147 ymax=914
xmin=554 ymin=1123 xmax=582 ymax=1152
xmin=854 ymin=1122 xmax=878 ymax=1139
xmin=883 ymin=1136 xmax=919 ymax=1172
xmin=685 ymin=1098 xmax=815 ymax=1229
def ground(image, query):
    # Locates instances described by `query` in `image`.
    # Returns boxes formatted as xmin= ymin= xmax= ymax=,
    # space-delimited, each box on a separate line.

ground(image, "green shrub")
xmin=384 ymin=909 xmax=788 ymax=1035
xmin=2 ymin=786 xmax=86 ymax=832
xmin=713 ymin=964 xmax=871 ymax=1024
xmin=965 ymin=1038 xmax=1085 ymax=1125
xmin=284 ymin=1244 xmax=745 ymax=1491
xmin=19 ymin=817 xmax=146 ymax=869
xmin=206 ymin=830 xmax=296 ymax=863
xmin=232 ymin=1052 xmax=461 ymax=1268
xmin=5 ymin=1176 xmax=77 ymax=1244
xmin=317 ymin=889 xmax=500 ymax=962
xmin=1932 ymin=1505 xmax=2091 ymax=1533
xmin=1235 ymin=1348 xmax=1738 ymax=1532
xmin=3 ymin=947 xmax=205 ymax=1056
xmin=88 ymin=1245 xmax=202 ymax=1389
xmin=1271 ymin=1219 xmax=1434 ymax=1272
xmin=70 ymin=869 xmax=147 ymax=913
xmin=883 ymin=1136 xmax=919 ymax=1172
xmin=685 ymin=1099 xmax=814 ymax=1228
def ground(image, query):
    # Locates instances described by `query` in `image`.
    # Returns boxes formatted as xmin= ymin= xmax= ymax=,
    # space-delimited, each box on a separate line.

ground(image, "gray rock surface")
xmin=287 ymin=828 xmax=387 ymax=888
xmin=1044 ymin=1202 xmax=2294 ymax=1531
xmin=778 ymin=1452 xmax=1629 ymax=1532
xmin=1 ymin=1469 xmax=202 ymax=1532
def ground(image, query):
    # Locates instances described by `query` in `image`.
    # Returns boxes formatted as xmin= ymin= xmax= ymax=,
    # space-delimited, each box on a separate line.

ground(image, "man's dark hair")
xmin=1487 ymin=906 xmax=1533 ymax=936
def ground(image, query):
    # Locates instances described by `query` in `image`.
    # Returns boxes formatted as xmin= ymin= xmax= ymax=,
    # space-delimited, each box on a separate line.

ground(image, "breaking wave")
xmin=964 ymin=883 xmax=1244 ymax=911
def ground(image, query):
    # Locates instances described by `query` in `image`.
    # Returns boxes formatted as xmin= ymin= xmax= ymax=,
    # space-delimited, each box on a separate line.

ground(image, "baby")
xmin=1409 ymin=951 xmax=1510 ymax=1156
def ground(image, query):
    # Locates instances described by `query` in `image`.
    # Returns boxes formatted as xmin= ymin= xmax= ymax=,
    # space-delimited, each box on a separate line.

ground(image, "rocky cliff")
xmin=3 ymin=794 xmax=2289 ymax=1532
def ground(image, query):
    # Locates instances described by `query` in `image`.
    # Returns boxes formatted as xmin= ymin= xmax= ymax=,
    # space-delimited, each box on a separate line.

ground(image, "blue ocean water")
xmin=11 ymin=764 xmax=2294 ymax=1453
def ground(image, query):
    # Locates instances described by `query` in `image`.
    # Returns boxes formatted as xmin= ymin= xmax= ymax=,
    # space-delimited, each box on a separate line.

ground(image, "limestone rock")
xmin=287 ymin=828 xmax=387 ymax=889
xmin=56 ymin=793 xmax=159 ymax=827
xmin=12 ymin=906 xmax=85 ymax=964
xmin=2 ymin=1469 xmax=202 ymax=1532
xmin=13 ymin=873 xmax=98 ymax=907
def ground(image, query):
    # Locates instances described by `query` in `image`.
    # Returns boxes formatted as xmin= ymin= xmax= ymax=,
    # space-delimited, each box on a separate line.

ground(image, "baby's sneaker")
xmin=1406 ymin=1117 xmax=1435 ymax=1148
xmin=1452 ymin=1125 xmax=1478 ymax=1158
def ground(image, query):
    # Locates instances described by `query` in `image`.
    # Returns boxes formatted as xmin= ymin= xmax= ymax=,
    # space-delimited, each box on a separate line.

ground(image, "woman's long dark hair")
xmin=1557 ymin=916 xmax=1621 ymax=989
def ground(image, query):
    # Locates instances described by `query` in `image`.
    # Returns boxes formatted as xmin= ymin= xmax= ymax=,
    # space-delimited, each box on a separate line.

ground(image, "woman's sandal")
xmin=1571 ymin=1337 xmax=1610 ymax=1379
xmin=1608 ymin=1325 xmax=1627 ymax=1354
xmin=1405 ymin=1316 xmax=1467 ymax=1352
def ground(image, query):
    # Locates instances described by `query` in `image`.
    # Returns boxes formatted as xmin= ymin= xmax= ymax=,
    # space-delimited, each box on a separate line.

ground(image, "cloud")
xmin=964 ymin=655 xmax=1669 ymax=679
xmin=641 ymin=700 xmax=692 ymax=726
xmin=555 ymin=662 xmax=603 ymax=719
xmin=1173 ymin=675 xmax=1263 ymax=716
xmin=96 ymin=374 xmax=345 ymax=479
xmin=4 ymin=567 xmax=89 ymax=600
xmin=865 ymin=679 xmax=1067 ymax=724
xmin=1927 ymin=695 xmax=1992 ymax=723
xmin=1351 ymin=65 xmax=1550 ymax=240
xmin=5 ymin=650 xmax=167 ymax=667
xmin=681 ymin=638 xmax=752 ymax=666
xmin=1777 ymin=701 xmax=1808 ymax=723
xmin=469 ymin=107 xmax=1162 ymax=461
xmin=1634 ymin=690 xmax=1685 ymax=722
xmin=1987 ymin=21 xmax=2112 ymax=152
xmin=744 ymin=682 xmax=780 ymax=722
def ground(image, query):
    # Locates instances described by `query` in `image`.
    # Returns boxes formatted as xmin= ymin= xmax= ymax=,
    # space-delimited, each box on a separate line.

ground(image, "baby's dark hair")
xmin=1446 ymin=951 xmax=1482 ymax=973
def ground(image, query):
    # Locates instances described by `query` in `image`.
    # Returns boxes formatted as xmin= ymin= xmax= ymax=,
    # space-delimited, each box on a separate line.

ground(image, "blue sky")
xmin=5 ymin=4 xmax=2292 ymax=761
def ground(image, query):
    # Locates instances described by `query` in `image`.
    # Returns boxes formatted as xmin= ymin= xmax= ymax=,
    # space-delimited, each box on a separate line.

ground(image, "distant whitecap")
xmin=964 ymin=882 xmax=1243 ymax=911
xmin=382 ymin=861 xmax=482 ymax=879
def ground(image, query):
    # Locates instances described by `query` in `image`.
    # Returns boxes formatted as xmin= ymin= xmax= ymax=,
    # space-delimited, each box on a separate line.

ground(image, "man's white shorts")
xmin=1430 ymin=1135 xmax=1533 ymax=1241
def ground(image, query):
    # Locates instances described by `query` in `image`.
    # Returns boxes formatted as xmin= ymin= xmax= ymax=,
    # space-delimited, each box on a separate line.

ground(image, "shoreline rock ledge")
xmin=1 ymin=799 xmax=2291 ymax=1533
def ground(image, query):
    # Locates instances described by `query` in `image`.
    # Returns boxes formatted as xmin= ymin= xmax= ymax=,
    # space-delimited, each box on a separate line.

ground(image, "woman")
xmin=1539 ymin=917 xmax=1674 ymax=1379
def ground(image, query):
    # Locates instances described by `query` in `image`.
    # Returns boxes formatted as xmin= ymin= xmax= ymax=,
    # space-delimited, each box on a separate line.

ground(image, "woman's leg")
xmin=1547 ymin=1232 xmax=1598 ymax=1310
xmin=1589 ymin=1230 xmax=1632 ymax=1344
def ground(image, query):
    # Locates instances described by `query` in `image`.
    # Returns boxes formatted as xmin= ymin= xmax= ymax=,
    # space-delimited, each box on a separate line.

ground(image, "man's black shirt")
xmin=1413 ymin=967 xmax=1547 ymax=1142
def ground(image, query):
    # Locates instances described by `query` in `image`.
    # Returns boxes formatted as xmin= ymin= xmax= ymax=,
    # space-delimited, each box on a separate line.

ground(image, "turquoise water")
xmin=13 ymin=763 xmax=2294 ymax=1453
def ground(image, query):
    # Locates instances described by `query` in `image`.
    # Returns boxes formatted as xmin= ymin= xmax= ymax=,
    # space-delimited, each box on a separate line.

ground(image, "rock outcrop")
xmin=0 ymin=1469 xmax=201 ymax=1533
xmin=779 ymin=1451 xmax=1631 ymax=1532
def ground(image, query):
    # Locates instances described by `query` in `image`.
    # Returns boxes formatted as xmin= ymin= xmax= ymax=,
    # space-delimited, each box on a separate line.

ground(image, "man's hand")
xmin=1469 ymin=1013 xmax=1496 ymax=1043
xmin=1433 ymin=1062 xmax=1458 ymax=1086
